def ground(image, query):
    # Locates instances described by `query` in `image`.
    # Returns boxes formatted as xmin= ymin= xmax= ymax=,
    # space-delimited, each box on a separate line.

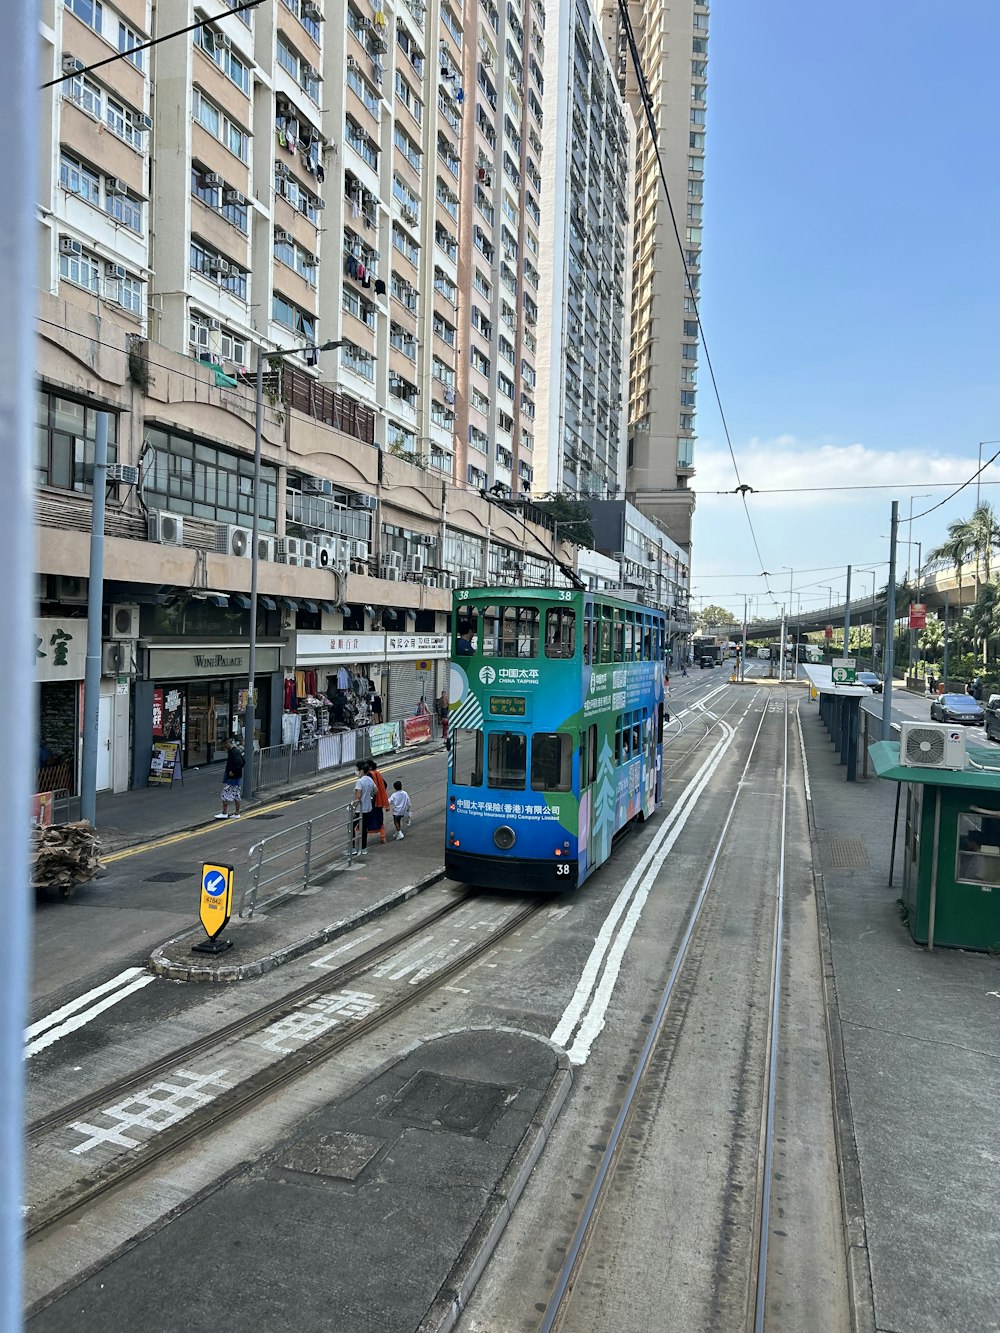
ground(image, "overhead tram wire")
xmin=906 ymin=445 xmax=1000 ymax=521
xmin=39 ymin=0 xmax=266 ymax=89
xmin=615 ymin=0 xmax=770 ymax=585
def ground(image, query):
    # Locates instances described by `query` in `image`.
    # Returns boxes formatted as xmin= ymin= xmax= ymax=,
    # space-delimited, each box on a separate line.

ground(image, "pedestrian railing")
xmin=239 ymin=803 xmax=356 ymax=919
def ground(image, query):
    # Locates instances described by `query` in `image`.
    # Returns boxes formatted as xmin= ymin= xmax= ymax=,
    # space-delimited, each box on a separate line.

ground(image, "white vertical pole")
xmin=1 ymin=0 xmax=37 ymax=1322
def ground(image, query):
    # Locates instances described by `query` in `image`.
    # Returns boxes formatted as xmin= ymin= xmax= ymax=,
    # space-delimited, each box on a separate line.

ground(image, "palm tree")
xmin=968 ymin=502 xmax=1000 ymax=584
xmin=927 ymin=525 xmax=972 ymax=609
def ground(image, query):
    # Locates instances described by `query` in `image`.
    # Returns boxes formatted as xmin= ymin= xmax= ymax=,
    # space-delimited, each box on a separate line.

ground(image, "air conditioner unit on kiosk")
xmin=278 ymin=537 xmax=303 ymax=566
xmin=899 ymin=722 xmax=967 ymax=771
xmin=257 ymin=535 xmax=276 ymax=562
xmin=148 ymin=510 xmax=184 ymax=545
xmin=110 ymin=603 xmax=140 ymax=639
xmin=215 ymin=523 xmax=252 ymax=557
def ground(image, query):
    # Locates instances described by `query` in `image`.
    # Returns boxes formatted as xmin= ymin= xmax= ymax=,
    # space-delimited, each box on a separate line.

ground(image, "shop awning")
xmin=231 ymin=594 xmax=251 ymax=609
xmin=302 ymin=600 xmax=319 ymax=613
xmin=279 ymin=597 xmax=298 ymax=611
xmin=260 ymin=596 xmax=277 ymax=610
xmin=320 ymin=601 xmax=336 ymax=614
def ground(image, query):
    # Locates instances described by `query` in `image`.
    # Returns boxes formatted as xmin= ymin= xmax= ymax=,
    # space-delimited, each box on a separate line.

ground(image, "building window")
xmin=118 ymin=20 xmax=145 ymax=69
xmin=273 ymin=293 xmax=316 ymax=340
xmin=143 ymin=426 xmax=277 ymax=528
xmin=59 ymin=151 xmax=100 ymax=205
xmin=59 ymin=246 xmax=101 ymax=294
xmin=36 ymin=389 xmax=118 ymax=491
xmin=65 ymin=0 xmax=102 ymax=33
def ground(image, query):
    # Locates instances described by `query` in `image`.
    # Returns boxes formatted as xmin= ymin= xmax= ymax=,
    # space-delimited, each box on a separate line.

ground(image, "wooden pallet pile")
xmin=31 ymin=821 xmax=103 ymax=897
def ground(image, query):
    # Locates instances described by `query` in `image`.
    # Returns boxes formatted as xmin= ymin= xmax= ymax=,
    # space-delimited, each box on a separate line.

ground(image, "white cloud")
xmin=694 ymin=436 xmax=981 ymax=509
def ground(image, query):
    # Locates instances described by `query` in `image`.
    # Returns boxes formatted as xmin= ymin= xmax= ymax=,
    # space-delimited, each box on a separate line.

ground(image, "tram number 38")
xmin=555 ymin=863 xmax=571 ymax=877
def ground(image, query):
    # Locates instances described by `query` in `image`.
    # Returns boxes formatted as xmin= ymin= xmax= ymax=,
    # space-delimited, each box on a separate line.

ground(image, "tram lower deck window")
xmin=452 ymin=728 xmax=484 ymax=786
xmin=488 ymin=731 xmax=526 ymax=789
xmin=531 ymin=732 xmax=573 ymax=791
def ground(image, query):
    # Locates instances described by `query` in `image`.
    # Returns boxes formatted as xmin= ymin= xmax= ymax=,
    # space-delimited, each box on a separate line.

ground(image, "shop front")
xmin=294 ymin=631 xmax=449 ymax=732
xmin=133 ymin=643 xmax=282 ymax=787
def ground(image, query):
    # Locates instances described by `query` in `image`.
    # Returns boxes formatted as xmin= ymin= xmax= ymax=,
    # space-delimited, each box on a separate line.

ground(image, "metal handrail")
xmin=239 ymin=803 xmax=355 ymax=918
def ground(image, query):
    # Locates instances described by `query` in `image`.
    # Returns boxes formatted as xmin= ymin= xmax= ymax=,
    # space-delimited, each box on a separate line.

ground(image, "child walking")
xmin=388 ymin=779 xmax=412 ymax=839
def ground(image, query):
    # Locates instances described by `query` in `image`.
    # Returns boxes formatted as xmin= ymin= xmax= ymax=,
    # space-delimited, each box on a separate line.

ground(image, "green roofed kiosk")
xmin=870 ymin=739 xmax=1000 ymax=952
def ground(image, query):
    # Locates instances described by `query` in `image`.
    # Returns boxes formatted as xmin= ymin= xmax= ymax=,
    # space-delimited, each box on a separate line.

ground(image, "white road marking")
xmin=24 ymin=972 xmax=157 ymax=1060
xmin=796 ymin=703 xmax=812 ymax=802
xmin=253 ymin=990 xmax=378 ymax=1054
xmin=25 ymin=967 xmax=148 ymax=1041
xmin=551 ymin=709 xmax=738 ymax=1059
xmin=309 ymin=930 xmax=379 ymax=968
xmin=68 ymin=1068 xmax=232 ymax=1155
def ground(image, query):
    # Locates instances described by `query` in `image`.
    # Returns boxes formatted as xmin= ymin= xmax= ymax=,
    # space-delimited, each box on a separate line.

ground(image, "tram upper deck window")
xmin=481 ymin=604 xmax=540 ymax=658
xmin=625 ymin=612 xmax=636 ymax=662
xmin=455 ymin=604 xmax=478 ymax=656
xmin=599 ymin=605 xmax=612 ymax=663
xmin=452 ymin=728 xmax=483 ymax=786
xmin=545 ymin=607 xmax=576 ymax=659
xmin=488 ymin=731 xmax=526 ymax=789
xmin=531 ymin=732 xmax=573 ymax=791
xmin=614 ymin=610 xmax=625 ymax=662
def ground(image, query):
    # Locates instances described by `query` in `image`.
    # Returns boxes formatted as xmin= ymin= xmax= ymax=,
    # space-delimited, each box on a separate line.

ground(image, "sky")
xmin=689 ymin=0 xmax=1000 ymax=623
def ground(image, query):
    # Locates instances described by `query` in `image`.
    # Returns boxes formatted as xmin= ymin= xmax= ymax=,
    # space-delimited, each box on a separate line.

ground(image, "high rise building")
xmin=454 ymin=0 xmax=546 ymax=501
xmin=536 ymin=0 xmax=630 ymax=500
xmin=603 ymin=0 xmax=709 ymax=551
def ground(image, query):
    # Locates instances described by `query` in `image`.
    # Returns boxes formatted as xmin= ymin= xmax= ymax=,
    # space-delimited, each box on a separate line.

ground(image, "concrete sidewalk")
xmin=801 ymin=701 xmax=1000 ymax=1333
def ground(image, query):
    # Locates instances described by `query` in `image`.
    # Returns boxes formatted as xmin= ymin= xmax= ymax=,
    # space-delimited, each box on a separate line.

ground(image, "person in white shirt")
xmin=352 ymin=762 xmax=376 ymax=855
xmin=388 ymin=779 xmax=412 ymax=839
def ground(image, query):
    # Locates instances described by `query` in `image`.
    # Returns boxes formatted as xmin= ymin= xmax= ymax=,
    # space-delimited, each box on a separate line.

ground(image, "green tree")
xmin=918 ymin=616 xmax=944 ymax=663
xmin=967 ymin=577 xmax=1000 ymax=664
xmin=533 ymin=495 xmax=593 ymax=548
xmin=697 ymin=604 xmax=737 ymax=628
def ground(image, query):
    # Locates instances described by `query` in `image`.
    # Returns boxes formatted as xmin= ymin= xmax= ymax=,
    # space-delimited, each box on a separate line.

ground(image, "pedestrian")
xmin=366 ymin=759 xmax=389 ymax=844
xmin=215 ymin=738 xmax=244 ymax=820
xmin=351 ymin=761 xmax=376 ymax=856
xmin=370 ymin=691 xmax=383 ymax=723
xmin=388 ymin=779 xmax=412 ymax=839
xmin=437 ymin=690 xmax=449 ymax=743
xmin=456 ymin=620 xmax=474 ymax=655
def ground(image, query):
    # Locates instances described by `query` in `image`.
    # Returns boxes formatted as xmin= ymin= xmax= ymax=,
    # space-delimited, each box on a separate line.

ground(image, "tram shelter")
xmin=869 ymin=739 xmax=1000 ymax=951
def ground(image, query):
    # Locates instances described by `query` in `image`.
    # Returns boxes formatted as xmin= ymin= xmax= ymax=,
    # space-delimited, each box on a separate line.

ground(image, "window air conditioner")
xmin=216 ymin=523 xmax=252 ymax=558
xmin=278 ymin=537 xmax=303 ymax=566
xmin=62 ymin=54 xmax=84 ymax=73
xmin=222 ymin=188 xmax=246 ymax=206
xmin=301 ymin=540 xmax=318 ymax=568
xmin=899 ymin=722 xmax=967 ymax=771
xmin=148 ymin=510 xmax=184 ymax=545
xmin=108 ymin=463 xmax=140 ymax=485
xmin=419 ymin=533 xmax=435 ymax=546
xmin=59 ymin=236 xmax=82 ymax=257
xmin=405 ymin=552 xmax=425 ymax=575
xmin=106 ymin=177 xmax=127 ymax=195
xmin=441 ymin=573 xmax=458 ymax=590
xmin=201 ymin=172 xmax=224 ymax=188
xmin=275 ymin=228 xmax=293 ymax=245
xmin=348 ymin=493 xmax=377 ymax=510
xmin=350 ymin=540 xmax=370 ymax=561
xmin=107 ymin=263 xmax=127 ymax=280
xmin=110 ymin=603 xmax=140 ymax=639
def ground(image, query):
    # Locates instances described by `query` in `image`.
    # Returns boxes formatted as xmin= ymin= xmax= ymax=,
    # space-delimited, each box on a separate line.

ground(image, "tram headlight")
xmin=494 ymin=825 xmax=516 ymax=850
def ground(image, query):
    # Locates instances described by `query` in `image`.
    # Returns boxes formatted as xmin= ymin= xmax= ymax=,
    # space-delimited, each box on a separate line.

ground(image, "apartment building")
xmin=535 ymin=0 xmax=630 ymax=501
xmin=603 ymin=0 xmax=709 ymax=551
xmin=454 ymin=0 xmax=545 ymax=501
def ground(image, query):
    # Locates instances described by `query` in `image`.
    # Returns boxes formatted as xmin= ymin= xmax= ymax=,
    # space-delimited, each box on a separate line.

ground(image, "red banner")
xmin=824 ymin=625 xmax=833 ymax=640
xmin=909 ymin=603 xmax=927 ymax=630
xmin=402 ymin=714 xmax=432 ymax=746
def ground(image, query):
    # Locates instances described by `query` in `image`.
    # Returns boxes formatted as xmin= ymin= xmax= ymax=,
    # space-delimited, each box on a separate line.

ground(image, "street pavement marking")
xmin=25 ymin=972 xmax=157 ymax=1059
xmin=68 ymin=1068 xmax=232 ymax=1154
xmin=25 ymin=967 xmax=147 ymax=1041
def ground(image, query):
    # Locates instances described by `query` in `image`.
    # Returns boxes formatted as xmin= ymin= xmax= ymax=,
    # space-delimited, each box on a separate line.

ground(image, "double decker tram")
xmin=445 ymin=587 xmax=667 ymax=891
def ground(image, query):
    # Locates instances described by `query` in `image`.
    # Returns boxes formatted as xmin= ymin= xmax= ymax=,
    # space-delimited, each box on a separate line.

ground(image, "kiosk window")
xmin=452 ymin=728 xmax=483 ymax=786
xmin=531 ymin=731 xmax=573 ymax=791
xmin=956 ymin=811 xmax=1000 ymax=886
xmin=545 ymin=607 xmax=576 ymax=658
xmin=488 ymin=732 xmax=526 ymax=789
xmin=481 ymin=604 xmax=540 ymax=658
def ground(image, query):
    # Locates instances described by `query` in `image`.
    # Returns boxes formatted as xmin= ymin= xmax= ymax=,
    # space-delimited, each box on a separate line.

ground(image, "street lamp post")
xmin=243 ymin=338 xmax=344 ymax=804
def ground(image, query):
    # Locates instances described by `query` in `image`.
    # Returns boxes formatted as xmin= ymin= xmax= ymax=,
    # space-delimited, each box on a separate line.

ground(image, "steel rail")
xmin=27 ymin=897 xmax=548 ymax=1243
xmin=539 ymin=693 xmax=777 ymax=1333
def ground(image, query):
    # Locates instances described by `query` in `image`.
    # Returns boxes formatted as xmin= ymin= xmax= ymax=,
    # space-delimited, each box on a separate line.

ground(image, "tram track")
xmin=25 ymin=890 xmax=551 ymax=1246
xmin=539 ymin=687 xmax=795 ymax=1333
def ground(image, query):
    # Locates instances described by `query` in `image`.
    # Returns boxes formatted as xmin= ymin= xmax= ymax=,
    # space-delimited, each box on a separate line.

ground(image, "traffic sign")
xmin=831 ymin=656 xmax=857 ymax=683
xmin=909 ymin=602 xmax=927 ymax=630
xmin=194 ymin=862 xmax=234 ymax=953
xmin=415 ymin=659 xmax=431 ymax=672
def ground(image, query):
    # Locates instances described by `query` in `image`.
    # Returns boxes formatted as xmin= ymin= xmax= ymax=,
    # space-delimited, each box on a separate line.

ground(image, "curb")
xmin=801 ymin=718 xmax=877 ymax=1333
xmin=148 ymin=866 xmax=447 ymax=981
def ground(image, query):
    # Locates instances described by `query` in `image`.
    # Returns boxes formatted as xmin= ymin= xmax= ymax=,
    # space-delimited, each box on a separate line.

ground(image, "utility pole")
xmin=942 ymin=589 xmax=950 ymax=687
xmin=80 ymin=412 xmax=110 ymax=826
xmin=843 ymin=565 xmax=852 ymax=666
xmin=882 ymin=503 xmax=899 ymax=736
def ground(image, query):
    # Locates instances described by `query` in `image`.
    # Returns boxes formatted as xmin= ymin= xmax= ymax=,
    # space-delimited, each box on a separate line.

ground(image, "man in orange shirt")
xmin=365 ymin=759 xmax=390 ymax=844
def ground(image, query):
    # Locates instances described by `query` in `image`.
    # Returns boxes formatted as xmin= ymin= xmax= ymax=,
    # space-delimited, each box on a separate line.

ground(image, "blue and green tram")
xmin=445 ymin=586 xmax=667 ymax=891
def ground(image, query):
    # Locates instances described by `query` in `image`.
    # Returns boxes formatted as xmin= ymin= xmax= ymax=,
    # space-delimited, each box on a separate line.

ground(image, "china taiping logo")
xmin=479 ymin=665 xmax=497 ymax=685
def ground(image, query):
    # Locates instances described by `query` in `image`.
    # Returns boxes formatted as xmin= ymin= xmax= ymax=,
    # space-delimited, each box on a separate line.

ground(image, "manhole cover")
xmin=281 ymin=1130 xmax=383 ymax=1181
xmin=827 ymin=839 xmax=870 ymax=869
xmin=144 ymin=870 xmax=194 ymax=883
xmin=390 ymin=1071 xmax=510 ymax=1139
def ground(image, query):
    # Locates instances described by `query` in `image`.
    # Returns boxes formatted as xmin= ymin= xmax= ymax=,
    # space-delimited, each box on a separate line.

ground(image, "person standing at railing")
xmin=351 ymin=762 xmax=376 ymax=856
xmin=365 ymin=758 xmax=390 ymax=844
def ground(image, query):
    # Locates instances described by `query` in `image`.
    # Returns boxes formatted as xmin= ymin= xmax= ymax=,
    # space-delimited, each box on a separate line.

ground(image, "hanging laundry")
xmin=317 ymin=164 xmax=325 ymax=184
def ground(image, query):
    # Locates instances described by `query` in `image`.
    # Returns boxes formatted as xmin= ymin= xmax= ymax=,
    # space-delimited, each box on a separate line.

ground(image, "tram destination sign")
xmin=489 ymin=694 xmax=528 ymax=717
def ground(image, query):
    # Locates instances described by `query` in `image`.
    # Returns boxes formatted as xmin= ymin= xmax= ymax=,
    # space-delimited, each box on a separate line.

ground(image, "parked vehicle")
xmin=855 ymin=671 xmax=883 ymax=693
xmin=699 ymin=655 xmax=715 ymax=669
xmin=930 ymin=693 xmax=984 ymax=726
xmin=984 ymin=695 xmax=1000 ymax=742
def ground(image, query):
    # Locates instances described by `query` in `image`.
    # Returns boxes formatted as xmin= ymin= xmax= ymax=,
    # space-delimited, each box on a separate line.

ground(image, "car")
xmin=929 ymin=693 xmax=985 ymax=726
xmin=699 ymin=655 xmax=715 ymax=669
xmin=855 ymin=671 xmax=883 ymax=693
xmin=984 ymin=696 xmax=1000 ymax=742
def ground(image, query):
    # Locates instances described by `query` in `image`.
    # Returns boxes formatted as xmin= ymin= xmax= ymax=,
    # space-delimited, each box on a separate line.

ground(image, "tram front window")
xmin=531 ymin=732 xmax=573 ymax=791
xmin=452 ymin=728 xmax=484 ymax=786
xmin=488 ymin=731 xmax=526 ymax=789
xmin=545 ymin=607 xmax=576 ymax=659
xmin=481 ymin=604 xmax=540 ymax=658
